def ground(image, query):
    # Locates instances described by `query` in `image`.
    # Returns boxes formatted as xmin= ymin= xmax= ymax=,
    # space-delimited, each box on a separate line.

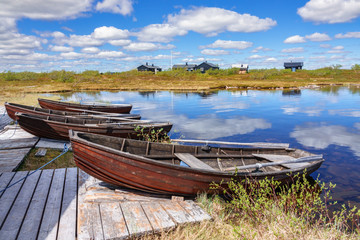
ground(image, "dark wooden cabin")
xmin=172 ymin=62 xmax=197 ymax=71
xmin=137 ymin=63 xmax=162 ymax=73
xmin=195 ymin=61 xmax=219 ymax=73
xmin=284 ymin=62 xmax=303 ymax=72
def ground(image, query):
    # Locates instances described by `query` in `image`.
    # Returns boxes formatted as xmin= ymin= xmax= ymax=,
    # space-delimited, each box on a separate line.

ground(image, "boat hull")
xmin=38 ymin=98 xmax=132 ymax=114
xmin=16 ymin=113 xmax=172 ymax=141
xmin=70 ymin=131 xmax=324 ymax=196
xmin=5 ymin=102 xmax=141 ymax=121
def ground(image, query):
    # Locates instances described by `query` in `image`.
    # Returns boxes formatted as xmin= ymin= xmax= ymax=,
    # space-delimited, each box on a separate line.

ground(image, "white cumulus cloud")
xmin=284 ymin=35 xmax=306 ymax=44
xmin=201 ymin=40 xmax=253 ymax=50
xmin=0 ymin=0 xmax=92 ymax=20
xmin=297 ymin=0 xmax=360 ymax=24
xmin=123 ymin=42 xmax=175 ymax=52
xmin=200 ymin=49 xmax=229 ymax=56
xmin=136 ymin=7 xmax=276 ymax=43
xmin=96 ymin=0 xmax=134 ymax=15
xmin=305 ymin=32 xmax=331 ymax=41
xmin=281 ymin=47 xmax=304 ymax=53
xmin=92 ymin=26 xmax=130 ymax=40
xmin=335 ymin=31 xmax=360 ymax=38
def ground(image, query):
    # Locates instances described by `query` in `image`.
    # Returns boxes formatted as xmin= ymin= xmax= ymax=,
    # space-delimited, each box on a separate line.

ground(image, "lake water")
xmin=49 ymin=86 xmax=360 ymax=207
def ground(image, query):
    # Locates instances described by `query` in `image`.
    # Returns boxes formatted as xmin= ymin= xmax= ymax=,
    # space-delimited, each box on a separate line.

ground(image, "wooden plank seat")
xmin=252 ymin=154 xmax=310 ymax=169
xmin=174 ymin=153 xmax=215 ymax=171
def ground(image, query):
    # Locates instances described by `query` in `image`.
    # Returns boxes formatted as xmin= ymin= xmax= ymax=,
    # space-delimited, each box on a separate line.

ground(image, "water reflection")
xmin=291 ymin=123 xmax=360 ymax=158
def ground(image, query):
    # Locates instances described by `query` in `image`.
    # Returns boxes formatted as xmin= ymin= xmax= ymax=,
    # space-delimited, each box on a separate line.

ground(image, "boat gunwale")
xmin=38 ymin=98 xmax=132 ymax=108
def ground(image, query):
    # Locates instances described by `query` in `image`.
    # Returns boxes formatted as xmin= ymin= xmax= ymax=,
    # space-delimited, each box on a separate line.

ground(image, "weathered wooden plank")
xmin=121 ymin=201 xmax=153 ymax=237
xmin=78 ymin=169 xmax=104 ymax=240
xmin=0 ymin=171 xmax=28 ymax=228
xmin=0 ymin=126 xmax=35 ymax=140
xmin=141 ymin=202 xmax=175 ymax=232
xmin=175 ymin=153 xmax=215 ymax=171
xmin=35 ymin=148 xmax=47 ymax=157
xmin=252 ymin=154 xmax=314 ymax=169
xmin=0 ymin=138 xmax=38 ymax=150
xmin=159 ymin=201 xmax=195 ymax=224
xmin=0 ymin=172 xmax=16 ymax=198
xmin=78 ymin=203 xmax=104 ymax=240
xmin=36 ymin=138 xmax=70 ymax=150
xmin=38 ymin=168 xmax=66 ymax=240
xmin=178 ymin=200 xmax=212 ymax=222
xmin=171 ymin=139 xmax=290 ymax=148
xmin=17 ymin=169 xmax=54 ymax=240
xmin=100 ymin=202 xmax=129 ymax=239
xmin=0 ymin=171 xmax=41 ymax=240
xmin=0 ymin=148 xmax=32 ymax=173
xmin=57 ymin=168 xmax=78 ymax=240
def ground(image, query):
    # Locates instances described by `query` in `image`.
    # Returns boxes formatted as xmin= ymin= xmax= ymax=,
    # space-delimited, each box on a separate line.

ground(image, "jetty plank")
xmin=0 ymin=148 xmax=32 ymax=173
xmin=0 ymin=138 xmax=38 ymax=150
xmin=38 ymin=168 xmax=66 ymax=240
xmin=17 ymin=169 xmax=54 ymax=240
xmin=141 ymin=202 xmax=175 ymax=232
xmin=57 ymin=168 xmax=78 ymax=240
xmin=160 ymin=200 xmax=195 ymax=224
xmin=78 ymin=203 xmax=103 ymax=239
xmin=100 ymin=202 xmax=129 ymax=240
xmin=0 ymin=172 xmax=16 ymax=198
xmin=0 ymin=171 xmax=41 ymax=240
xmin=0 ymin=171 xmax=28 ymax=228
xmin=178 ymin=200 xmax=212 ymax=222
xmin=121 ymin=201 xmax=153 ymax=237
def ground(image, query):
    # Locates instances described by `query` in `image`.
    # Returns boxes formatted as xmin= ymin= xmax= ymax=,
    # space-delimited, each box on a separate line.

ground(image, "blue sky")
xmin=1 ymin=0 xmax=360 ymax=72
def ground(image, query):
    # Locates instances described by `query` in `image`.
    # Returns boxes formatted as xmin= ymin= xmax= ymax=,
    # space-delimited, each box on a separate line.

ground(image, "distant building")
xmin=284 ymin=62 xmax=303 ymax=72
xmin=232 ymin=64 xmax=249 ymax=74
xmin=172 ymin=62 xmax=197 ymax=71
xmin=195 ymin=61 xmax=219 ymax=73
xmin=137 ymin=63 xmax=162 ymax=73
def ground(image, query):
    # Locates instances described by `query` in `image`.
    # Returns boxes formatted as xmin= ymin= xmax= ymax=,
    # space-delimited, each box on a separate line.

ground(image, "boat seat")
xmin=174 ymin=153 xmax=215 ymax=171
xmin=252 ymin=154 xmax=310 ymax=169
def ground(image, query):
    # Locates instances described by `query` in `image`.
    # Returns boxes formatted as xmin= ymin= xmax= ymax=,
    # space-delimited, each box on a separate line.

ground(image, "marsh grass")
xmin=1 ymin=68 xmax=360 ymax=100
xmin=140 ymin=174 xmax=360 ymax=240
xmin=17 ymin=148 xmax=75 ymax=171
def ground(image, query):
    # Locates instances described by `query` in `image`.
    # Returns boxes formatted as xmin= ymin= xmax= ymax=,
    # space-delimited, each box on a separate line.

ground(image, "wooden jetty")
xmin=0 ymin=168 xmax=211 ymax=239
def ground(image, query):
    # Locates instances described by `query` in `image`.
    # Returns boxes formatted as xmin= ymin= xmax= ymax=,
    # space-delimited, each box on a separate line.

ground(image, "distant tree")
xmin=351 ymin=64 xmax=360 ymax=71
xmin=331 ymin=64 xmax=342 ymax=70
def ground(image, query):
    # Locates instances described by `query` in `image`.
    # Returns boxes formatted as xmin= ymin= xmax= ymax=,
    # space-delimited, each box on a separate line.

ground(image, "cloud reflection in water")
xmin=291 ymin=123 xmax=360 ymax=157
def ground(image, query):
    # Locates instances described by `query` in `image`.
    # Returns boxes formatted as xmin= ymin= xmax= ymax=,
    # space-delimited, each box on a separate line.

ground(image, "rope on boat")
xmin=0 ymin=143 xmax=69 ymax=194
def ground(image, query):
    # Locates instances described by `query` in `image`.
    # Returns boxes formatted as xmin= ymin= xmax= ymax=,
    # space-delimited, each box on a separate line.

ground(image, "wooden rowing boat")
xmin=69 ymin=130 xmax=325 ymax=196
xmin=38 ymin=98 xmax=132 ymax=114
xmin=16 ymin=113 xmax=172 ymax=141
xmin=4 ymin=102 xmax=141 ymax=120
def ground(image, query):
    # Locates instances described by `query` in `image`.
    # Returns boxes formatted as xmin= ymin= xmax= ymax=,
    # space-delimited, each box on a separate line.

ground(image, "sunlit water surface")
xmin=46 ymin=86 xmax=360 ymax=206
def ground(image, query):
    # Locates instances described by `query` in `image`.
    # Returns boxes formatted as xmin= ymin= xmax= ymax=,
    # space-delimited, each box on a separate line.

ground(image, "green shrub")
xmin=211 ymin=173 xmax=360 ymax=233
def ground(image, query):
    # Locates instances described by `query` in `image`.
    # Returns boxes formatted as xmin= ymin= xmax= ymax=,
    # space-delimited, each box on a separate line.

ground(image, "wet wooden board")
xmin=0 ymin=124 xmax=39 ymax=173
xmin=253 ymin=154 xmax=310 ymax=168
xmin=0 ymin=168 xmax=212 ymax=240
